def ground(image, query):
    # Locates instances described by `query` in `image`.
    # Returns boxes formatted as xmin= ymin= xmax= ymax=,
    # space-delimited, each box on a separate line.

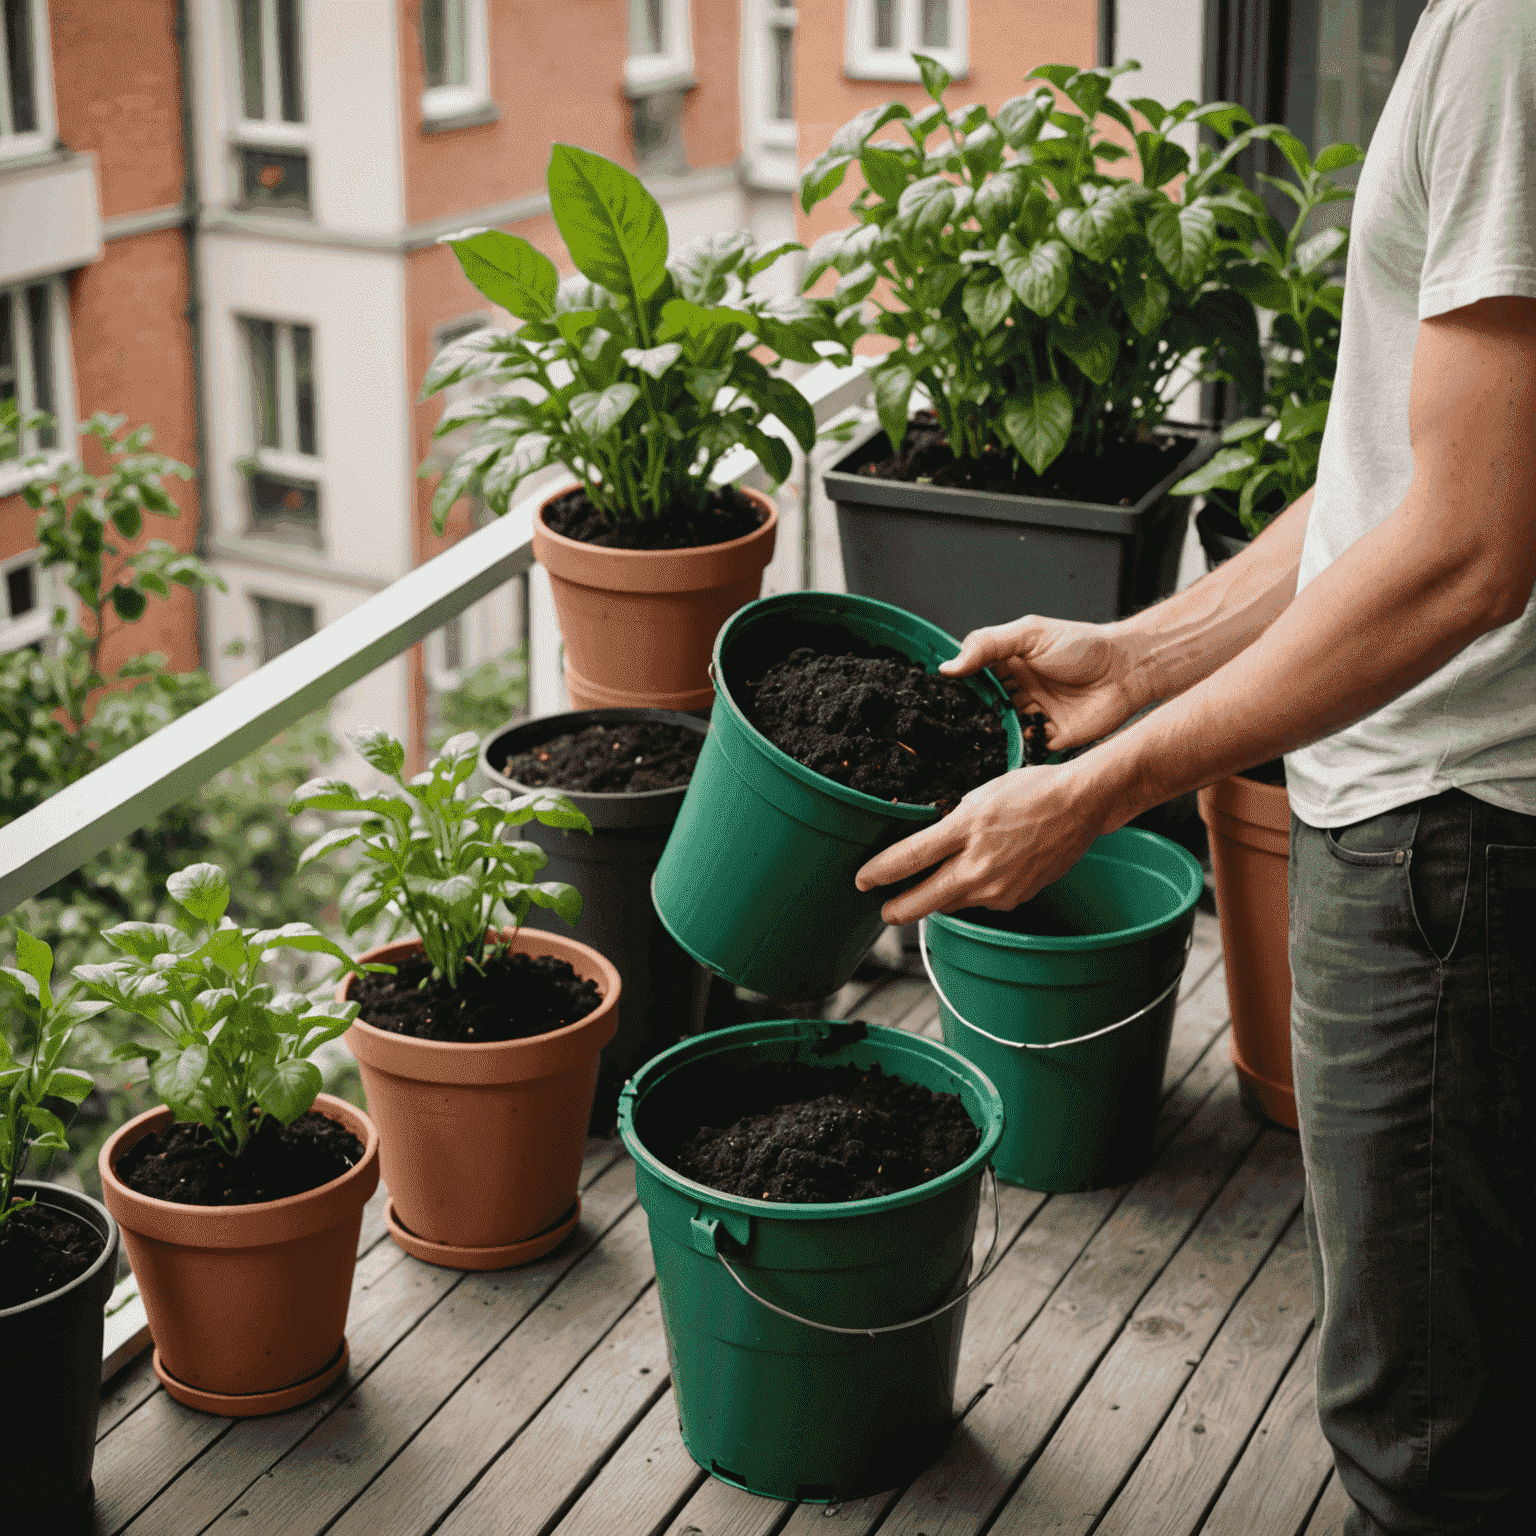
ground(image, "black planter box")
xmin=825 ymin=423 xmax=1219 ymax=638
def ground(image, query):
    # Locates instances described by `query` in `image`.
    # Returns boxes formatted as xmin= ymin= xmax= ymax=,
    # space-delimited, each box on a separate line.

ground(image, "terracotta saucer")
xmin=384 ymin=1199 xmax=581 ymax=1271
xmin=153 ymin=1339 xmax=349 ymax=1416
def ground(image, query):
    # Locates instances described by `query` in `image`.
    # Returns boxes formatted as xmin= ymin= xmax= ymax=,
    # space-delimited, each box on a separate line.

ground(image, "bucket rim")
xmin=927 ymin=828 xmax=1205 ymax=953
xmin=711 ymin=591 xmax=1023 ymax=821
xmin=617 ymin=1019 xmax=1005 ymax=1221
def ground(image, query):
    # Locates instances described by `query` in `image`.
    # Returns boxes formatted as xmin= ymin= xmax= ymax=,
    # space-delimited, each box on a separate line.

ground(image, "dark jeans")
xmin=1290 ymin=790 xmax=1535 ymax=1534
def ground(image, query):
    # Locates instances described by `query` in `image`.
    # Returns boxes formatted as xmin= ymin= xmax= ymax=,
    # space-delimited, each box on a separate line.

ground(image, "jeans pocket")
xmin=1322 ymin=806 xmax=1420 ymax=868
xmin=1486 ymin=844 xmax=1536 ymax=1062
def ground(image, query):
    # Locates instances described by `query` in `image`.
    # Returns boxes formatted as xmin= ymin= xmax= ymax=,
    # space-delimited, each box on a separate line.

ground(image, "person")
xmin=855 ymin=3 xmax=1536 ymax=1531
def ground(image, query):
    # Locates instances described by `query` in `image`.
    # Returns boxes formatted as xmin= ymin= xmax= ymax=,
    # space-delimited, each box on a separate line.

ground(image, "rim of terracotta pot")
xmin=530 ymin=484 xmax=779 ymax=594
xmin=1198 ymin=772 xmax=1290 ymax=839
xmin=341 ymin=927 xmax=621 ymax=1086
xmin=98 ymin=1094 xmax=380 ymax=1249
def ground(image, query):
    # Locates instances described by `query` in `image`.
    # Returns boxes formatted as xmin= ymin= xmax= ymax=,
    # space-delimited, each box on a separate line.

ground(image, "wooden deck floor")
xmin=92 ymin=910 xmax=1355 ymax=1536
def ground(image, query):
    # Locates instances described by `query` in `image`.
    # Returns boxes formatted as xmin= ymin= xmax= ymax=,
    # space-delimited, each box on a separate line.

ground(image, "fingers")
xmin=938 ymin=619 xmax=1035 ymax=678
xmin=855 ymin=815 xmax=967 ymax=892
xmin=879 ymin=863 xmax=969 ymax=926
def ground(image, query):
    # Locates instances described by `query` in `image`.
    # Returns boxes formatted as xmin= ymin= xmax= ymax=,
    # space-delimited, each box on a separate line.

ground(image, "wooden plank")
xmin=97 ymin=1350 xmax=159 ymax=1440
xmin=777 ymin=1491 xmax=900 ymax=1535
xmin=1300 ymin=1474 xmax=1354 ymax=1536
xmin=182 ymin=1158 xmax=641 ymax=1536
xmin=433 ymin=1286 xmax=672 ymax=1536
xmin=844 ymin=974 xmax=932 ymax=1030
xmin=102 ymin=1276 xmax=151 ymax=1383
xmin=550 ymin=1388 xmax=706 ymax=1536
xmin=1163 ymin=958 xmax=1232 ymax=1096
xmin=319 ymin=1195 xmax=658 ymax=1536
xmin=1198 ymin=1332 xmax=1332 ymax=1536
xmin=990 ymin=1134 xmax=1305 ymax=1535
xmin=656 ymin=1475 xmax=789 ymax=1536
xmin=1094 ymin=1216 xmax=1314 ymax=1536
xmin=874 ymin=1073 xmax=1265 ymax=1536
xmin=1182 ymin=910 xmax=1223 ymax=999
xmin=356 ymin=1181 xmax=390 ymax=1258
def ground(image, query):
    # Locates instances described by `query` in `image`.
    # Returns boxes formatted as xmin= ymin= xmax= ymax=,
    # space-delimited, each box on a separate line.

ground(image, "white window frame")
xmin=625 ymin=0 xmax=694 ymax=97
xmin=844 ymin=0 xmax=967 ymax=83
xmin=743 ymin=1 xmax=798 ymax=192
xmin=0 ymin=547 xmax=69 ymax=656
xmin=420 ymin=0 xmax=491 ymax=124
xmin=0 ymin=275 xmax=77 ymax=499
xmin=239 ymin=314 xmax=320 ymax=480
xmin=0 ymin=0 xmax=56 ymax=163
xmin=251 ymin=590 xmax=318 ymax=665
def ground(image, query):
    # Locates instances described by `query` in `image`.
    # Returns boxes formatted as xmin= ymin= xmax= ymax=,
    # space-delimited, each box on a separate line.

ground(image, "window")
xmin=626 ymin=0 xmax=693 ymax=96
xmin=237 ymin=145 xmax=311 ymax=211
xmin=240 ymin=317 xmax=321 ymax=546
xmin=1 ymin=278 xmax=64 ymax=465
xmin=0 ymin=549 xmax=60 ymax=655
xmin=232 ymin=0 xmax=310 ymax=212
xmin=744 ymin=2 xmax=798 ymax=190
xmin=420 ymin=0 xmax=491 ymax=125
xmin=845 ymin=0 xmax=966 ymax=82
xmin=253 ymin=594 xmax=317 ymax=663
xmin=1 ymin=0 xmax=54 ymax=159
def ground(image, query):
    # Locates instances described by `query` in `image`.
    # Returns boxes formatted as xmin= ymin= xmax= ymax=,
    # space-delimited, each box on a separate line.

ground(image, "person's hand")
xmin=855 ymin=762 xmax=1109 ymax=926
xmin=939 ymin=615 xmax=1150 ymax=754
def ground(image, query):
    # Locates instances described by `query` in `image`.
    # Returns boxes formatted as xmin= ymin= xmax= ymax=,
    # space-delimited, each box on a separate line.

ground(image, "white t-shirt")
xmin=1284 ymin=0 xmax=1536 ymax=827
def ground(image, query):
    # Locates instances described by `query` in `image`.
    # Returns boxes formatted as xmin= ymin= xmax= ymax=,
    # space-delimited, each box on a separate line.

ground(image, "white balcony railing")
xmin=0 ymin=360 xmax=876 ymax=916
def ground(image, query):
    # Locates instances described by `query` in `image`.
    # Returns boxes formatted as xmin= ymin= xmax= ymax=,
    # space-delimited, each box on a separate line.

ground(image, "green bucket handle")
xmin=918 ymin=919 xmax=1192 ymax=1052
xmin=701 ymin=1164 xmax=1002 ymax=1339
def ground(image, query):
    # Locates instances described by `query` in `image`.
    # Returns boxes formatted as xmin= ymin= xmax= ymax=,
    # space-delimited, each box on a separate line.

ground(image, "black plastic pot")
xmin=825 ymin=422 xmax=1219 ymax=637
xmin=478 ymin=708 xmax=712 ymax=1130
xmin=1195 ymin=500 xmax=1252 ymax=570
xmin=1 ymin=1181 xmax=120 ymax=1533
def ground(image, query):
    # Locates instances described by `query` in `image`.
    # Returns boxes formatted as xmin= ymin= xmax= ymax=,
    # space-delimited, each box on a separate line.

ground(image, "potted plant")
xmin=292 ymin=729 xmax=621 ymax=1270
xmin=2 ymin=929 xmax=119 ymax=1530
xmin=422 ymin=143 xmax=843 ymax=713
xmin=1170 ymin=133 xmax=1363 ymax=1132
xmin=81 ymin=865 xmax=382 ymax=1415
xmin=801 ymin=56 xmax=1275 ymax=639
xmin=477 ymin=707 xmax=710 ymax=1131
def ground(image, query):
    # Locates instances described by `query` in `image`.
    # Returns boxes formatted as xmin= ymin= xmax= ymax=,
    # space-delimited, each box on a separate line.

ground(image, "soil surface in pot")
xmin=744 ymin=644 xmax=1009 ymax=812
xmin=0 ymin=1201 xmax=105 ymax=1308
xmin=351 ymin=948 xmax=601 ymax=1044
xmin=861 ymin=410 xmax=1198 ymax=507
xmin=660 ymin=1062 xmax=980 ymax=1203
xmin=115 ymin=1110 xmax=365 ymax=1206
xmin=543 ymin=485 xmax=764 ymax=551
xmin=497 ymin=720 xmax=703 ymax=793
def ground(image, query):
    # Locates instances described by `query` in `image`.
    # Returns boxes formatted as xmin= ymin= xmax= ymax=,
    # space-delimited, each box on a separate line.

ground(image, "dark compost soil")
xmin=662 ymin=1061 xmax=981 ymax=1204
xmin=860 ymin=410 xmax=1198 ymax=508
xmin=742 ymin=640 xmax=1009 ymax=812
xmin=0 ymin=1200 xmax=105 ymax=1308
xmin=542 ymin=485 xmax=764 ymax=551
xmin=497 ymin=720 xmax=703 ymax=794
xmin=115 ymin=1111 xmax=365 ymax=1207
xmin=351 ymin=947 xmax=601 ymax=1044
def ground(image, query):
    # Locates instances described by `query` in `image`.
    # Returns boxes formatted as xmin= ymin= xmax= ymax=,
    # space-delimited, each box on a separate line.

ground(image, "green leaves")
xmin=874 ymin=360 xmax=920 ymax=454
xmin=548 ymin=144 xmax=668 ymax=301
xmin=167 ymin=863 xmax=231 ymax=926
xmin=1002 ymin=380 xmax=1074 ymax=475
xmin=998 ymin=234 xmax=1071 ymax=316
xmin=962 ymin=276 xmax=1013 ymax=336
xmin=1147 ymin=202 xmax=1217 ymax=287
xmin=444 ymin=230 xmax=558 ymax=321
xmin=1052 ymin=319 xmax=1119 ymax=385
xmin=569 ymin=383 xmax=640 ymax=438
xmin=251 ymin=1059 xmax=323 ymax=1126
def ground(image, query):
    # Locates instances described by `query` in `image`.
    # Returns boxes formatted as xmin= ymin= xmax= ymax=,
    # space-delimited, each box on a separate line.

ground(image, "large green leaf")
xmin=998 ymin=234 xmax=1070 ymax=316
xmin=547 ymin=144 xmax=668 ymax=300
xmin=14 ymin=930 xmax=53 ymax=1011
xmin=444 ymin=230 xmax=559 ymax=322
xmin=1172 ymin=443 xmax=1261 ymax=495
xmin=1122 ymin=272 xmax=1170 ymax=336
xmin=1147 ymin=202 xmax=1217 ymax=287
xmin=799 ymin=148 xmax=854 ymax=213
xmin=873 ymin=359 xmax=919 ymax=454
xmin=1053 ymin=319 xmax=1119 ymax=385
xmin=860 ymin=144 xmax=912 ymax=202
xmin=569 ymin=382 xmax=640 ymax=438
xmin=251 ymin=1059 xmax=323 ymax=1126
xmin=167 ymin=863 xmax=230 ymax=926
xmin=962 ymin=276 xmax=1012 ymax=336
xmin=1056 ymin=190 xmax=1133 ymax=262
xmin=996 ymin=90 xmax=1055 ymax=149
xmin=1002 ymin=380 xmax=1074 ymax=475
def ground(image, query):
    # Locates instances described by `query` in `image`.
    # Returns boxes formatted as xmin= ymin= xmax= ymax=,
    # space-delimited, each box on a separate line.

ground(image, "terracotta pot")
xmin=1198 ymin=773 xmax=1297 ymax=1129
xmin=531 ymin=486 xmax=778 ymax=712
xmin=342 ymin=928 xmax=620 ymax=1270
xmin=98 ymin=1094 xmax=379 ymax=1416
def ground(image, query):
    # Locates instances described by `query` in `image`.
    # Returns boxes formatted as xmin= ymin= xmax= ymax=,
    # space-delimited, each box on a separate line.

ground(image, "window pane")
xmin=292 ymin=323 xmax=316 ymax=456
xmin=422 ymin=0 xmax=446 ymax=87
xmin=238 ymin=0 xmax=264 ymax=119
xmin=441 ymin=614 xmax=464 ymax=673
xmin=239 ymin=146 xmax=311 ymax=212
xmin=921 ymin=0 xmax=950 ymax=48
xmin=244 ymin=318 xmax=279 ymax=448
xmin=773 ymin=25 xmax=793 ymax=120
xmin=4 ymin=0 xmax=38 ymax=133
xmin=630 ymin=0 xmax=664 ymax=55
xmin=444 ymin=0 xmax=467 ymax=86
xmin=277 ymin=0 xmax=304 ymax=122
xmin=874 ymin=0 xmax=896 ymax=51
xmin=25 ymin=283 xmax=54 ymax=448
xmin=255 ymin=595 xmax=318 ymax=663
xmin=248 ymin=472 xmax=321 ymax=548
xmin=6 ymin=561 xmax=36 ymax=618
xmin=0 ymin=293 xmax=14 ymax=409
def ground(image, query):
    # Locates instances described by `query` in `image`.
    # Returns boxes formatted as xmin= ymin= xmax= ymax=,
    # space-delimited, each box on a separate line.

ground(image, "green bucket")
xmin=618 ymin=1018 xmax=1005 ymax=1503
xmin=923 ymin=828 xmax=1203 ymax=1192
xmin=651 ymin=591 xmax=1023 ymax=999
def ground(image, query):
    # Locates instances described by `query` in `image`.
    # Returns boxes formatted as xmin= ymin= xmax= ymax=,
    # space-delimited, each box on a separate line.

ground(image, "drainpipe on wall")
xmin=1098 ymin=1 xmax=1116 ymax=68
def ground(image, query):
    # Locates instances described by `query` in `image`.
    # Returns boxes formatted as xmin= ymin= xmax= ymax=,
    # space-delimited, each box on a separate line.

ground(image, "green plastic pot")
xmin=618 ymin=1018 xmax=1005 ymax=1503
xmin=923 ymin=828 xmax=1203 ymax=1192
xmin=651 ymin=591 xmax=1023 ymax=999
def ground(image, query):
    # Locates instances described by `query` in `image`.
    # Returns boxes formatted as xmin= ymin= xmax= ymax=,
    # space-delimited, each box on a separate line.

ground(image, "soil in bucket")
xmin=495 ymin=719 xmax=703 ymax=793
xmin=542 ymin=484 xmax=765 ymax=551
xmin=0 ymin=1201 xmax=105 ymax=1308
xmin=347 ymin=947 xmax=600 ymax=1043
xmin=114 ymin=1111 xmax=365 ymax=1206
xmin=658 ymin=1062 xmax=980 ymax=1203
xmin=861 ymin=409 xmax=1201 ymax=506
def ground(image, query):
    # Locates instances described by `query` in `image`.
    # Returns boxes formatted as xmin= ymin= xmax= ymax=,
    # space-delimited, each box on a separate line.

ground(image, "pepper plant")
xmin=1 ymin=930 xmax=103 ymax=1228
xmin=1174 ymin=135 xmax=1364 ymax=533
xmin=73 ymin=865 xmax=382 ymax=1158
xmin=799 ymin=56 xmax=1274 ymax=475
xmin=289 ymin=729 xmax=591 ymax=989
xmin=422 ymin=143 xmax=845 ymax=532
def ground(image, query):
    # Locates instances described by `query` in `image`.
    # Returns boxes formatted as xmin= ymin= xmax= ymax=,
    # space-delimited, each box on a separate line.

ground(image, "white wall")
xmin=1112 ymin=0 xmax=1207 ymax=162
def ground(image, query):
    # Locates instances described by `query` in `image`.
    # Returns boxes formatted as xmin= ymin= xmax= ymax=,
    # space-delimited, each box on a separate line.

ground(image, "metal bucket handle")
xmin=918 ymin=917 xmax=1192 ymax=1052
xmin=712 ymin=1163 xmax=1002 ymax=1338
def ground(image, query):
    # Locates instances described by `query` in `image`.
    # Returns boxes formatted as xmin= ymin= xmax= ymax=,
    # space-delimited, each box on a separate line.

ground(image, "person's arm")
xmin=859 ymin=295 xmax=1536 ymax=923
